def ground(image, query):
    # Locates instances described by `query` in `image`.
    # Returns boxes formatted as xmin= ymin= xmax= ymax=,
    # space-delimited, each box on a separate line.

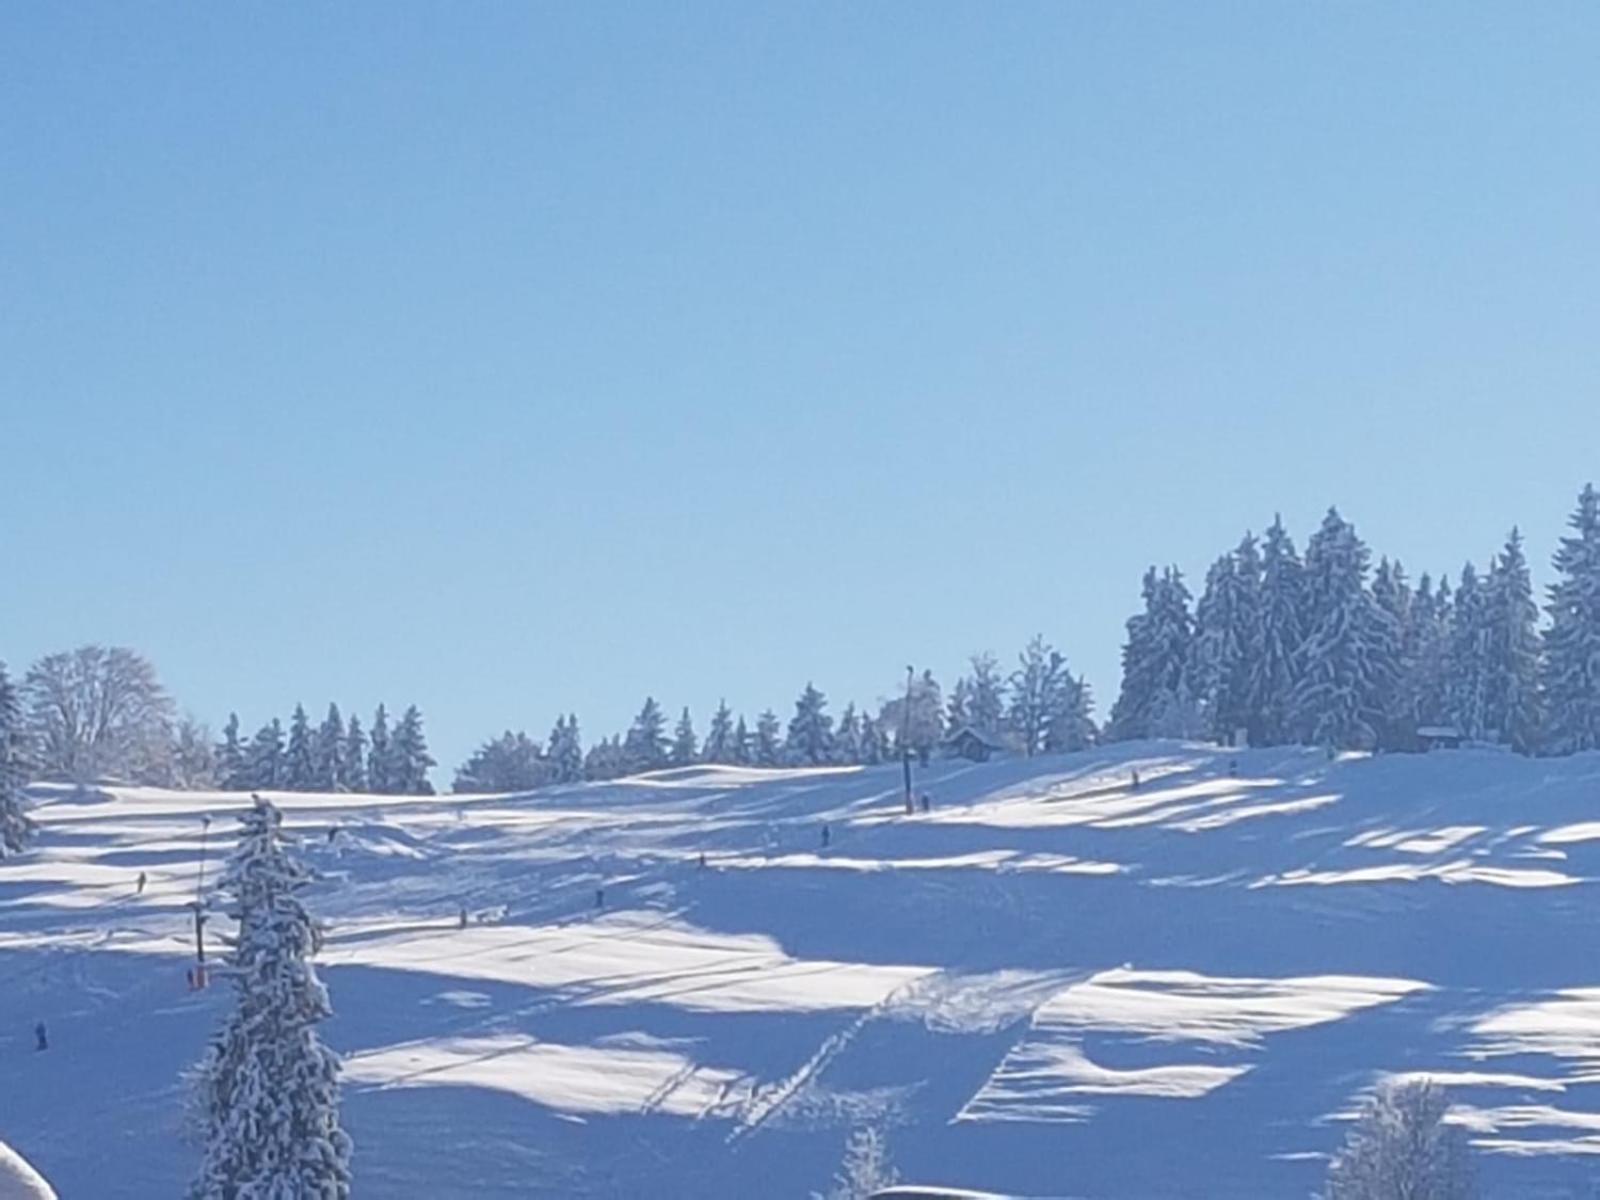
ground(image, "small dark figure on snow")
xmin=1131 ymin=769 xmax=1141 ymax=791
xmin=327 ymin=826 xmax=339 ymax=844
xmin=136 ymin=871 xmax=147 ymax=895
xmin=458 ymin=906 xmax=468 ymax=930
xmin=595 ymin=886 xmax=605 ymax=909
xmin=35 ymin=1022 xmax=48 ymax=1051
xmin=697 ymin=852 xmax=707 ymax=870
xmin=919 ymin=793 xmax=931 ymax=814
xmin=821 ymin=824 xmax=830 ymax=849
xmin=1228 ymin=759 xmax=1238 ymax=777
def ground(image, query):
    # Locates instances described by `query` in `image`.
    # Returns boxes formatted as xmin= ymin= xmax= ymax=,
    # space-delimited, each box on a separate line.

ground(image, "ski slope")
xmin=5 ymin=741 xmax=1600 ymax=1198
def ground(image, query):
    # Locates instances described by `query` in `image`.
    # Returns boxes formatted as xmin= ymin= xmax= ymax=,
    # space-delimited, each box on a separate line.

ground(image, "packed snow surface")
xmin=5 ymin=741 xmax=1600 ymax=1197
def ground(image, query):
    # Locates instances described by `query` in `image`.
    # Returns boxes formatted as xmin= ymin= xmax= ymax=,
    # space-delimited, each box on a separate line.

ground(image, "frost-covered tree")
xmin=965 ymin=652 xmax=1007 ymax=737
xmin=1406 ymin=574 xmax=1453 ymax=731
xmin=1323 ymin=1078 xmax=1474 ymax=1200
xmin=191 ymin=796 xmax=352 ymax=1199
xmin=283 ymin=705 xmax=317 ymax=792
xmin=1 ymin=663 xmax=35 ymax=858
xmin=835 ymin=703 xmax=863 ymax=765
xmin=1046 ymin=671 xmax=1096 ymax=753
xmin=623 ymin=698 xmax=669 ymax=774
xmin=389 ymin=706 xmax=435 ymax=795
xmin=1008 ymin=636 xmax=1077 ymax=756
xmin=1191 ymin=544 xmax=1259 ymax=745
xmin=702 ymin=700 xmax=736 ymax=764
xmin=753 ymin=709 xmax=782 ymax=766
xmin=171 ymin=717 xmax=218 ymax=789
xmin=453 ymin=731 xmax=546 ymax=793
xmin=245 ymin=719 xmax=285 ymax=791
xmin=1290 ymin=509 xmax=1395 ymax=751
xmin=1482 ymin=529 xmax=1541 ymax=752
xmin=731 ymin=716 xmax=752 ymax=765
xmin=1369 ymin=557 xmax=1412 ymax=746
xmin=341 ymin=715 xmax=368 ymax=793
xmin=314 ymin=704 xmax=344 ymax=791
xmin=811 ymin=1125 xmax=899 ymax=1200
xmin=944 ymin=677 xmax=971 ymax=732
xmin=584 ymin=735 xmax=627 ymax=781
xmin=22 ymin=645 xmax=175 ymax=784
xmin=858 ymin=713 xmax=884 ymax=765
xmin=1246 ymin=516 xmax=1305 ymax=745
xmin=366 ymin=704 xmax=393 ymax=793
xmin=1109 ymin=567 xmax=1196 ymax=740
xmin=671 ymin=708 xmax=698 ymax=767
xmin=879 ymin=671 xmax=944 ymax=763
xmin=546 ymin=715 xmax=584 ymax=784
xmin=786 ymin=684 xmax=836 ymax=765
xmin=1542 ymin=484 xmax=1600 ymax=755
xmin=1445 ymin=562 xmax=1491 ymax=741
xmin=216 ymin=714 xmax=248 ymax=791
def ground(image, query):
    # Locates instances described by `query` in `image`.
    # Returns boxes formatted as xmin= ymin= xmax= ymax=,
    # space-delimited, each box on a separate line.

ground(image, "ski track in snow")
xmin=10 ymin=742 xmax=1600 ymax=1197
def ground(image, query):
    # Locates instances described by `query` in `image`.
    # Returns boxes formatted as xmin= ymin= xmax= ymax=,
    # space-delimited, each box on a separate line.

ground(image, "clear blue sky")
xmin=4 ymin=3 xmax=1598 ymax=779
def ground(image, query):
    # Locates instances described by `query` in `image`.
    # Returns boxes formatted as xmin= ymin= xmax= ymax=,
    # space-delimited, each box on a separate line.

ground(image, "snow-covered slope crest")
xmin=0 ymin=1142 xmax=56 ymax=1200
xmin=8 ymin=741 xmax=1600 ymax=1198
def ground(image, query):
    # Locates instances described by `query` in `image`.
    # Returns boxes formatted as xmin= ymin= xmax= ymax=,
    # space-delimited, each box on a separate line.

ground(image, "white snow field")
xmin=5 ymin=740 xmax=1600 ymax=1197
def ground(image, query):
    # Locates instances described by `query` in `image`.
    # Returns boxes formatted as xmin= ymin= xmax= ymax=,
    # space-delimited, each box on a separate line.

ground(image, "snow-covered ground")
xmin=5 ymin=741 xmax=1600 ymax=1197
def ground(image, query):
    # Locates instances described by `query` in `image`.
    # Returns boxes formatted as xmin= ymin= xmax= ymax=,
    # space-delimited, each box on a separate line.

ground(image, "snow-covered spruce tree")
xmin=314 ymin=704 xmax=344 ymax=792
xmin=1369 ymin=557 xmax=1413 ymax=747
xmin=858 ymin=713 xmax=884 ymax=765
xmin=1405 ymin=574 xmax=1453 ymax=731
xmin=1542 ymin=484 xmax=1600 ymax=755
xmin=1444 ymin=562 xmax=1491 ymax=741
xmin=1324 ymin=1078 xmax=1474 ymax=1200
xmin=215 ymin=714 xmax=248 ymax=790
xmin=546 ymin=715 xmax=585 ymax=784
xmin=1290 ymin=509 xmax=1396 ymax=751
xmin=1 ymin=662 xmax=35 ymax=858
xmin=1246 ymin=515 xmax=1305 ymax=745
xmin=1008 ymin=636 xmax=1075 ymax=756
xmin=944 ymin=677 xmax=971 ymax=733
xmin=453 ymin=731 xmax=546 ymax=793
xmin=671 ymin=708 xmax=698 ymax=767
xmin=835 ymin=703 xmax=862 ymax=764
xmin=702 ymin=700 xmax=735 ymax=764
xmin=389 ymin=706 xmax=435 ymax=795
xmin=172 ymin=717 xmax=219 ymax=789
xmin=366 ymin=704 xmax=392 ymax=793
xmin=583 ymin=735 xmax=627 ymax=781
xmin=340 ymin=715 xmax=368 ymax=793
xmin=731 ymin=716 xmax=752 ymax=765
xmin=623 ymin=697 xmax=669 ymax=774
xmin=965 ymin=652 xmax=1007 ymax=737
xmin=786 ymin=684 xmax=836 ymax=765
xmin=1109 ymin=566 xmax=1196 ymax=740
xmin=245 ymin=719 xmax=285 ymax=791
xmin=192 ymin=796 xmax=352 ymax=1199
xmin=283 ymin=705 xmax=316 ymax=792
xmin=753 ymin=709 xmax=783 ymax=767
xmin=812 ymin=1125 xmax=899 ymax=1200
xmin=1192 ymin=547 xmax=1257 ymax=745
xmin=1482 ymin=529 xmax=1541 ymax=752
xmin=1044 ymin=670 xmax=1096 ymax=753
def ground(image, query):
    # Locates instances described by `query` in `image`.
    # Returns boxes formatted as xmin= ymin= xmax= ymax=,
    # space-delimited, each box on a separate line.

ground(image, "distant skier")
xmin=458 ymin=906 xmax=468 ymax=930
xmin=1131 ymin=769 xmax=1141 ymax=791
xmin=821 ymin=824 xmax=830 ymax=849
xmin=136 ymin=871 xmax=147 ymax=895
xmin=595 ymin=886 xmax=605 ymax=909
xmin=919 ymin=793 xmax=931 ymax=814
xmin=697 ymin=852 xmax=707 ymax=870
xmin=327 ymin=826 xmax=338 ymax=844
xmin=34 ymin=1022 xmax=47 ymax=1052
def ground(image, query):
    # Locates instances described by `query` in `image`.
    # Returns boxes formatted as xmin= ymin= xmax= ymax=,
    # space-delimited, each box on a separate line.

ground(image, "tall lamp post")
xmin=191 ymin=813 xmax=212 ymax=986
xmin=902 ymin=665 xmax=915 ymax=814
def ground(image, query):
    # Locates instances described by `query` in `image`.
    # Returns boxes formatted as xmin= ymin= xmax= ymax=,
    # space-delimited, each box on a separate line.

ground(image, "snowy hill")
xmin=5 ymin=742 xmax=1600 ymax=1198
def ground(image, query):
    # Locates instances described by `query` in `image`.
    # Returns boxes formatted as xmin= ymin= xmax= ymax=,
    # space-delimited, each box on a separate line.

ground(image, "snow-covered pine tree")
xmin=1191 ymin=547 xmax=1256 ymax=745
xmin=811 ymin=1125 xmax=899 ymax=1200
xmin=879 ymin=671 xmax=944 ymax=763
xmin=1369 ymin=557 xmax=1413 ymax=747
xmin=702 ymin=700 xmax=735 ymax=764
xmin=583 ymin=735 xmax=627 ymax=781
xmin=1444 ymin=562 xmax=1490 ymax=741
xmin=1045 ymin=670 xmax=1096 ymax=753
xmin=389 ymin=706 xmax=435 ymax=795
xmin=944 ymin=677 xmax=970 ymax=734
xmin=965 ymin=652 xmax=1007 ymax=737
xmin=623 ymin=698 xmax=669 ymax=774
xmin=172 ymin=717 xmax=218 ymax=789
xmin=1482 ymin=529 xmax=1541 ymax=752
xmin=1008 ymin=635 xmax=1073 ymax=756
xmin=835 ymin=703 xmax=862 ymax=764
xmin=341 ymin=715 xmax=368 ymax=793
xmin=1246 ymin=516 xmax=1305 ymax=745
xmin=192 ymin=796 xmax=352 ymax=1199
xmin=215 ymin=714 xmax=247 ymax=790
xmin=1405 ymin=574 xmax=1452 ymax=732
xmin=367 ymin=705 xmax=393 ymax=793
xmin=753 ymin=709 xmax=782 ymax=766
xmin=0 ymin=663 xmax=34 ymax=858
xmin=546 ymin=715 xmax=585 ymax=783
xmin=785 ymin=684 xmax=836 ymax=765
xmin=671 ymin=708 xmax=698 ymax=766
xmin=314 ymin=703 xmax=344 ymax=791
xmin=1290 ymin=508 xmax=1395 ymax=751
xmin=731 ymin=716 xmax=752 ymax=765
xmin=245 ymin=719 xmax=285 ymax=791
xmin=452 ymin=731 xmax=546 ymax=793
xmin=283 ymin=705 xmax=316 ymax=792
xmin=1541 ymin=484 xmax=1600 ymax=755
xmin=1324 ymin=1078 xmax=1475 ymax=1200
xmin=1109 ymin=567 xmax=1197 ymax=740
xmin=858 ymin=713 xmax=884 ymax=765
